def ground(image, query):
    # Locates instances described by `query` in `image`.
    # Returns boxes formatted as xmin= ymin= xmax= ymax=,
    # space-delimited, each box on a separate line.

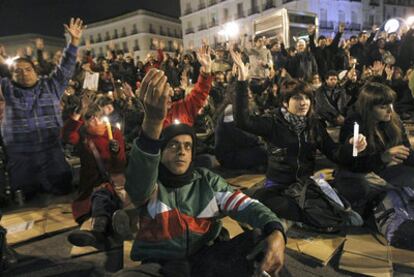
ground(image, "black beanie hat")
xmin=160 ymin=123 xmax=196 ymax=153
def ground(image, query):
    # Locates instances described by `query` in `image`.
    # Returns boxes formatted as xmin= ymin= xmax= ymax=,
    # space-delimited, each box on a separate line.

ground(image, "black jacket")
xmin=315 ymin=83 xmax=351 ymax=125
xmin=234 ymin=81 xmax=353 ymax=186
xmin=339 ymin=109 xmax=414 ymax=173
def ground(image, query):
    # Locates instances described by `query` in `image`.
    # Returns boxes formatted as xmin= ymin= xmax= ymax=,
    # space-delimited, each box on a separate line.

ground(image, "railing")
xmin=235 ymin=12 xmax=245 ymax=19
xmin=184 ymin=8 xmax=192 ymax=15
xmin=133 ymin=46 xmax=140 ymax=51
xmin=198 ymin=24 xmax=208 ymax=31
xmin=263 ymin=1 xmax=276 ymax=10
xmin=248 ymin=7 xmax=260 ymax=16
xmin=319 ymin=20 xmax=334 ymax=30
xmin=96 ymin=37 xmax=102 ymax=43
xmin=185 ymin=27 xmax=194 ymax=34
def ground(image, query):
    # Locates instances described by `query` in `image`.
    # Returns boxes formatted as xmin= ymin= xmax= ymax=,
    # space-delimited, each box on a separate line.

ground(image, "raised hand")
xmin=339 ymin=23 xmax=345 ymax=33
xmin=308 ymin=24 xmax=316 ymax=35
xmin=196 ymin=42 xmax=212 ymax=74
xmin=385 ymin=65 xmax=394 ymax=80
xmin=140 ymin=69 xmax=173 ymax=139
xmin=64 ymin=18 xmax=86 ymax=47
xmin=229 ymin=44 xmax=248 ymax=81
xmin=35 ymin=38 xmax=44 ymax=50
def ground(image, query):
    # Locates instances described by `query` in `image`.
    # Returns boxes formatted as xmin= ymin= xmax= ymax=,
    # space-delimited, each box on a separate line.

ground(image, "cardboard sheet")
xmin=226 ymin=175 xmax=265 ymax=190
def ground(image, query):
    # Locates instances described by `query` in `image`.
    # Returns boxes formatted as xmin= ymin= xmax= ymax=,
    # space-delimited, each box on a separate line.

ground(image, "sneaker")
xmin=68 ymin=230 xmax=106 ymax=249
xmin=112 ymin=210 xmax=133 ymax=241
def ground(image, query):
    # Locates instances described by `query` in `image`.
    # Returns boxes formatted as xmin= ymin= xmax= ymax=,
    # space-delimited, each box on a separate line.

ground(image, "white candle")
xmin=102 ymin=117 xmax=113 ymax=140
xmin=352 ymin=122 xmax=359 ymax=157
xmin=116 ymin=123 xmax=121 ymax=130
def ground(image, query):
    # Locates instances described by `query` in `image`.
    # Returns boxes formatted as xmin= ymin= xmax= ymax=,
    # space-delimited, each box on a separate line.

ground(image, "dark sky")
xmin=0 ymin=0 xmax=181 ymax=37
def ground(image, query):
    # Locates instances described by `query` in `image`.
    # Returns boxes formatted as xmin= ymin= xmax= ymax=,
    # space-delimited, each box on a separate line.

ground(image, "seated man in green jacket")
xmin=115 ymin=69 xmax=286 ymax=277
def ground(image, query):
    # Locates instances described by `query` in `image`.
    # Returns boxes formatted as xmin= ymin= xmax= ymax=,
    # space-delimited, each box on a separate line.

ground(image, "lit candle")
xmin=103 ymin=116 xmax=113 ymax=140
xmin=116 ymin=122 xmax=121 ymax=130
xmin=352 ymin=122 xmax=359 ymax=157
xmin=173 ymin=119 xmax=181 ymax=125
xmin=108 ymin=91 xmax=113 ymax=98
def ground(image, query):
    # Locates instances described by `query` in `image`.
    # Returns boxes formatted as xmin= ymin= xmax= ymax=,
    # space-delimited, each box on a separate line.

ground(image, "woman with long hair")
xmin=231 ymin=47 xmax=367 ymax=228
xmin=335 ymin=82 xmax=414 ymax=249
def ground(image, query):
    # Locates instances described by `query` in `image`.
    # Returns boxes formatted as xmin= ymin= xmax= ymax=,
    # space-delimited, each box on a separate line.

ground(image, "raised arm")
xmin=48 ymin=18 xmax=84 ymax=99
xmin=125 ymin=69 xmax=173 ymax=207
xmin=229 ymin=46 xmax=274 ymax=138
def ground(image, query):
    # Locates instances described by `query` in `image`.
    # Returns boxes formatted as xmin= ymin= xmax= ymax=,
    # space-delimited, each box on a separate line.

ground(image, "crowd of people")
xmin=0 ymin=16 xmax=414 ymax=275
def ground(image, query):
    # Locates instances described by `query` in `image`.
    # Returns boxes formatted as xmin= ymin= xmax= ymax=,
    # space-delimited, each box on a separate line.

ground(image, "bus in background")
xmin=253 ymin=8 xmax=318 ymax=47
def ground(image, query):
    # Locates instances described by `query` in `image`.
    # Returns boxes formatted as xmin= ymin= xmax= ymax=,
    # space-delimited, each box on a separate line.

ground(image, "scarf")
xmin=280 ymin=107 xmax=307 ymax=136
xmin=158 ymin=162 xmax=194 ymax=188
xmin=86 ymin=123 xmax=107 ymax=137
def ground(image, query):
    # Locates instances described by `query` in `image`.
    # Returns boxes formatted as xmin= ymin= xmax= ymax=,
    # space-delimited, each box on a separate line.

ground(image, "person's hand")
xmin=381 ymin=145 xmax=411 ymax=164
xmin=196 ymin=42 xmax=212 ymax=74
xmin=280 ymin=68 xmax=287 ymax=78
xmin=335 ymin=115 xmax=345 ymax=126
xmin=385 ymin=65 xmax=394 ymax=81
xmin=159 ymin=40 xmax=165 ymax=50
xmin=109 ymin=140 xmax=120 ymax=153
xmin=339 ymin=22 xmax=345 ymax=33
xmin=372 ymin=24 xmax=379 ymax=33
xmin=35 ymin=38 xmax=44 ymax=50
xmin=308 ymin=24 xmax=316 ymax=35
xmin=229 ymin=44 xmax=249 ymax=81
xmin=257 ymin=231 xmax=285 ymax=276
xmin=139 ymin=69 xmax=172 ymax=122
xmin=64 ymin=17 xmax=86 ymax=47
xmin=122 ymin=82 xmax=135 ymax=98
xmin=71 ymin=112 xmax=81 ymax=121
xmin=349 ymin=134 xmax=367 ymax=153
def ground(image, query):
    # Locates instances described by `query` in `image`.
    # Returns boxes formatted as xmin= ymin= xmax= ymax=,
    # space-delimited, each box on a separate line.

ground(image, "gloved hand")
xmin=109 ymin=140 xmax=120 ymax=153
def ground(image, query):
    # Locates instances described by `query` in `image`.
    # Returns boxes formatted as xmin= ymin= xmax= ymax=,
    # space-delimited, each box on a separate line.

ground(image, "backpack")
xmin=373 ymin=186 xmax=414 ymax=250
xmin=284 ymin=177 xmax=359 ymax=231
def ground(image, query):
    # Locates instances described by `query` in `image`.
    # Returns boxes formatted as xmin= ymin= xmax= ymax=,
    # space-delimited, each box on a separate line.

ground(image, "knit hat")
xmin=161 ymin=123 xmax=196 ymax=154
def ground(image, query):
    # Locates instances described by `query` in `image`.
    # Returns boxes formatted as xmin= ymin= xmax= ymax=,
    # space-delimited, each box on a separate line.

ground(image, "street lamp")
xmin=218 ymin=21 xmax=240 ymax=41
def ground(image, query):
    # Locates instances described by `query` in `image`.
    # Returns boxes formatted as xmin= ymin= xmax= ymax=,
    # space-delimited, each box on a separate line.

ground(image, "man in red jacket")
xmin=62 ymin=104 xmax=126 ymax=248
xmin=139 ymin=44 xmax=213 ymax=128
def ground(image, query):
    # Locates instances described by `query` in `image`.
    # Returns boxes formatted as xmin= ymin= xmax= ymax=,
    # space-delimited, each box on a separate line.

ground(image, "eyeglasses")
xmin=166 ymin=141 xmax=193 ymax=152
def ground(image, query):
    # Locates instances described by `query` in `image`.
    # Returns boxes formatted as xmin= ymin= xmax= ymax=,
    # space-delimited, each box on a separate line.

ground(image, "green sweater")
xmin=125 ymin=138 xmax=284 ymax=261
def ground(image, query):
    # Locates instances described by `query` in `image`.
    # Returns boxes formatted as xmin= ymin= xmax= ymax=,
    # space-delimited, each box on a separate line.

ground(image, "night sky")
xmin=0 ymin=0 xmax=181 ymax=37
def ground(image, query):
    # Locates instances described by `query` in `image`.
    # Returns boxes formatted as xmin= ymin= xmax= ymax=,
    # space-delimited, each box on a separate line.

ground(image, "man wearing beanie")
xmin=116 ymin=69 xmax=286 ymax=277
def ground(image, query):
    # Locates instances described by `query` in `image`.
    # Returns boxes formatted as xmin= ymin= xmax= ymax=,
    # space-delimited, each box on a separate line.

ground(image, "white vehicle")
xmin=253 ymin=8 xmax=318 ymax=47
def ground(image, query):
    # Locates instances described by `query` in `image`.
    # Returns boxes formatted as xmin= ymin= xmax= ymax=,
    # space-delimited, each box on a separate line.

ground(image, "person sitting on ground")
xmin=335 ymin=82 xmax=414 ymax=250
xmin=116 ymin=68 xmax=286 ymax=277
xmin=315 ymin=70 xmax=351 ymax=126
xmin=62 ymin=104 xmax=126 ymax=248
xmin=231 ymin=47 xmax=367 ymax=230
xmin=0 ymin=18 xmax=84 ymax=200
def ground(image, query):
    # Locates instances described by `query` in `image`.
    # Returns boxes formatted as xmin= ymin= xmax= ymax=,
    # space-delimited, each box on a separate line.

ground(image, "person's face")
xmin=284 ymin=93 xmax=311 ymax=116
xmin=359 ymin=34 xmax=369 ymax=44
xmin=373 ymin=104 xmax=393 ymax=122
xmin=378 ymin=39 xmax=385 ymax=49
xmin=13 ymin=61 xmax=38 ymax=87
xmin=296 ymin=40 xmax=306 ymax=52
xmin=184 ymin=57 xmax=190 ymax=64
xmin=388 ymin=34 xmax=397 ymax=42
xmin=271 ymin=43 xmax=281 ymax=52
xmin=318 ymin=38 xmax=327 ymax=48
xmin=117 ymin=54 xmax=124 ymax=60
xmin=53 ymin=50 xmax=62 ymax=64
xmin=312 ymin=74 xmax=321 ymax=85
xmin=85 ymin=116 xmax=104 ymax=128
xmin=161 ymin=135 xmax=193 ymax=175
xmin=102 ymin=104 xmax=114 ymax=115
xmin=326 ymin=76 xmax=338 ymax=88
xmin=215 ymin=73 xmax=225 ymax=84
xmin=350 ymin=37 xmax=358 ymax=45
xmin=255 ymin=38 xmax=265 ymax=48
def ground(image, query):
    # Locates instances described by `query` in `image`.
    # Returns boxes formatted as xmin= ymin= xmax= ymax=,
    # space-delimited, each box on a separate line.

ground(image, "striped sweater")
xmin=125 ymin=135 xmax=285 ymax=261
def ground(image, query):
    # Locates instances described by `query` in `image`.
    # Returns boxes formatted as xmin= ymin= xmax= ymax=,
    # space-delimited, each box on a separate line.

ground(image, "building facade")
xmin=76 ymin=9 xmax=183 ymax=61
xmin=180 ymin=0 xmax=413 ymax=49
xmin=0 ymin=34 xmax=65 ymax=58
